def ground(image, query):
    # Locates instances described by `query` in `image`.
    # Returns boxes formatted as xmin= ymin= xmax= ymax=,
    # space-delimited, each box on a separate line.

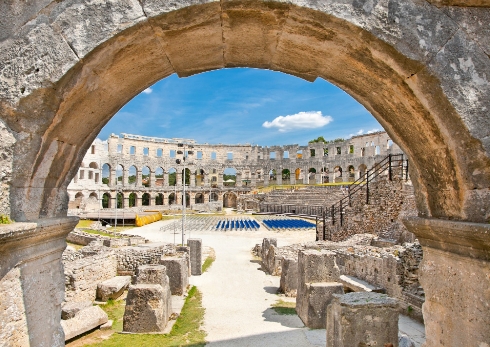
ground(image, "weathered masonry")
xmin=1 ymin=1 xmax=490 ymax=346
xmin=67 ymin=131 xmax=400 ymax=210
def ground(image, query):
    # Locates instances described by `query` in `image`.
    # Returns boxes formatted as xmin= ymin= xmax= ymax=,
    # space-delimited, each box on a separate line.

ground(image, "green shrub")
xmin=0 ymin=215 xmax=13 ymax=224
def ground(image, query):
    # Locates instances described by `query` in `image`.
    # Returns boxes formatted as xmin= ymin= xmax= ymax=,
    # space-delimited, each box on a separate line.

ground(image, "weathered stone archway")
xmin=1 ymin=1 xmax=490 ymax=345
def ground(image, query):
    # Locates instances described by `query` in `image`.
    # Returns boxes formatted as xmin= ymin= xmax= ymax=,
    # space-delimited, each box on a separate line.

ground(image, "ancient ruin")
xmin=67 ymin=131 xmax=400 ymax=212
xmin=1 ymin=1 xmax=490 ymax=346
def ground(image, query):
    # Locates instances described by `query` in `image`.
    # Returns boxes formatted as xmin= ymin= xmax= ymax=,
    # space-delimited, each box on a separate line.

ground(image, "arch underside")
xmin=0 ymin=1 xmax=489 ymax=223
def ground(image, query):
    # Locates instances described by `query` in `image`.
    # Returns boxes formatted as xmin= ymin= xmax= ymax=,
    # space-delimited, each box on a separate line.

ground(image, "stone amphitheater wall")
xmin=67 ymin=132 xmax=402 ymax=210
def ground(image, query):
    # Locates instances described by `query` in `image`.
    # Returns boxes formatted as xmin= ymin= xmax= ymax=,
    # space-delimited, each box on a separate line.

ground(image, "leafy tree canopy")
xmin=309 ymin=136 xmax=345 ymax=144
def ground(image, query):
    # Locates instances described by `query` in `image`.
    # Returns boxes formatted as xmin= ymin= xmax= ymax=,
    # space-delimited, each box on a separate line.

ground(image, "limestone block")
xmin=134 ymin=264 xmax=170 ymax=287
xmin=123 ymin=284 xmax=168 ymax=333
xmin=176 ymin=245 xmax=191 ymax=273
xmin=326 ymin=292 xmax=399 ymax=347
xmin=49 ymin=0 xmax=146 ymax=58
xmin=280 ymin=257 xmax=298 ymax=297
xmin=297 ymin=282 xmax=344 ymax=329
xmin=159 ymin=256 xmax=189 ymax=295
xmin=96 ymin=276 xmax=131 ymax=301
xmin=265 ymin=244 xmax=282 ymax=275
xmin=261 ymin=238 xmax=277 ymax=261
xmin=298 ymin=250 xmax=340 ymax=288
xmin=187 ymin=238 xmax=203 ymax=276
xmin=100 ymin=320 xmax=113 ymax=331
xmin=61 ymin=301 xmax=92 ymax=320
xmin=133 ymin=264 xmax=172 ymax=318
xmin=61 ymin=306 xmax=108 ymax=341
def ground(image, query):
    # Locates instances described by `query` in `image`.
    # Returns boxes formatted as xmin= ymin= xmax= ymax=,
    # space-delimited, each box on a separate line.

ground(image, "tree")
xmin=309 ymin=136 xmax=327 ymax=143
xmin=169 ymin=172 xmax=176 ymax=186
xmin=102 ymin=177 xmax=109 ymax=185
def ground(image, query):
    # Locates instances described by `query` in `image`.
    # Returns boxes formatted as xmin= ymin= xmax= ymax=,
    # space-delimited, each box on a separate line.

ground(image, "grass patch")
xmin=86 ymin=286 xmax=206 ymax=347
xmin=101 ymin=299 xmax=126 ymax=332
xmin=77 ymin=219 xmax=94 ymax=228
xmin=201 ymin=249 xmax=216 ymax=273
xmin=0 ymin=214 xmax=13 ymax=224
xmin=271 ymin=299 xmax=297 ymax=315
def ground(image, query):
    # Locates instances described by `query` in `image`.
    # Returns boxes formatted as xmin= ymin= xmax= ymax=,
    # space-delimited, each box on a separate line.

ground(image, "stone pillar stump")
xmin=326 ymin=292 xmax=398 ymax=347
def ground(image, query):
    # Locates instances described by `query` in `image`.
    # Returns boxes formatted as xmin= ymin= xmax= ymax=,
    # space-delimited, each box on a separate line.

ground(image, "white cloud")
xmin=349 ymin=128 xmax=380 ymax=137
xmin=142 ymin=87 xmax=153 ymax=94
xmin=262 ymin=111 xmax=333 ymax=132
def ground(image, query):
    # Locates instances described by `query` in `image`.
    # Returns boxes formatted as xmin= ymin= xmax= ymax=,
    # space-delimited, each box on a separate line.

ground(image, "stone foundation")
xmin=326 ymin=292 xmax=399 ymax=347
xmin=296 ymin=250 xmax=342 ymax=328
xmin=159 ymin=256 xmax=189 ymax=295
xmin=123 ymin=284 xmax=168 ymax=333
xmin=279 ymin=257 xmax=298 ymax=296
xmin=188 ymin=238 xmax=202 ymax=276
xmin=0 ymin=217 xmax=78 ymax=346
xmin=404 ymin=217 xmax=490 ymax=347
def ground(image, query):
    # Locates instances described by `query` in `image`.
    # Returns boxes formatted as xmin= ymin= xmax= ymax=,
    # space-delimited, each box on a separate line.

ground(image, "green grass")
xmin=271 ymin=299 xmax=297 ymax=315
xmin=0 ymin=214 xmax=13 ymax=224
xmin=100 ymin=299 xmax=126 ymax=332
xmin=201 ymin=252 xmax=216 ymax=273
xmin=77 ymin=220 xmax=93 ymax=228
xmin=86 ymin=286 xmax=206 ymax=347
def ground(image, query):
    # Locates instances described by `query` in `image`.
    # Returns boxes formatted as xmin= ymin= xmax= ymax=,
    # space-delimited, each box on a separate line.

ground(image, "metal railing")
xmin=318 ymin=154 xmax=408 ymax=240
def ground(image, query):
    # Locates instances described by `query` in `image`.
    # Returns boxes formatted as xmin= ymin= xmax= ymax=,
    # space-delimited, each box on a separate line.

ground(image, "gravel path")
xmin=124 ymin=218 xmax=325 ymax=347
xmin=124 ymin=217 xmax=425 ymax=346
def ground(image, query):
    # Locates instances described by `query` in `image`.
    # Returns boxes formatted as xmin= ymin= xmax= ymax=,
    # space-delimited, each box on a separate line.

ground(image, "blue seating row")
xmin=262 ymin=219 xmax=315 ymax=229
xmin=215 ymin=219 xmax=260 ymax=231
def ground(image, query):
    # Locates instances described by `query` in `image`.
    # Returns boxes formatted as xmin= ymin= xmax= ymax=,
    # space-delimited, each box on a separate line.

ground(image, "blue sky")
xmin=98 ymin=68 xmax=382 ymax=146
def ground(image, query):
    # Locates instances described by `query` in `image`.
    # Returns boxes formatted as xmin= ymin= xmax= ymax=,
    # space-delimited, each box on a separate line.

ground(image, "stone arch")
xmin=116 ymin=164 xmax=124 ymax=185
xmin=195 ymin=193 xmax=204 ymax=204
xmin=116 ymin=191 xmax=124 ymax=208
xmin=168 ymin=167 xmax=177 ymax=186
xmin=155 ymin=193 xmax=164 ymax=206
xmin=129 ymin=192 xmax=137 ymax=207
xmin=2 ymin=2 xmax=490 ymax=346
xmin=184 ymin=192 xmax=190 ymax=207
xmin=142 ymin=166 xmax=151 ymax=187
xmin=348 ymin=165 xmax=355 ymax=181
xmin=102 ymin=163 xmax=111 ymax=186
xmin=358 ymin=164 xmax=368 ymax=180
xmin=281 ymin=168 xmax=290 ymax=180
xmin=210 ymin=192 xmax=219 ymax=202
xmin=128 ymin=165 xmax=138 ymax=185
xmin=142 ymin=193 xmax=150 ymax=206
xmin=223 ymin=192 xmax=237 ymax=208
xmin=196 ymin=168 xmax=206 ymax=186
xmin=334 ymin=166 xmax=343 ymax=183
xmin=89 ymin=162 xmax=98 ymax=169
xmin=102 ymin=192 xmax=112 ymax=209
xmin=223 ymin=167 xmax=237 ymax=187
xmin=168 ymin=192 xmax=176 ymax=205
xmin=295 ymin=168 xmax=302 ymax=181
xmin=155 ymin=167 xmax=164 ymax=187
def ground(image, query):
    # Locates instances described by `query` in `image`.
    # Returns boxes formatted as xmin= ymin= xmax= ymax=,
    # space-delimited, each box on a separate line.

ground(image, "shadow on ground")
xmin=205 ymin=329 xmax=325 ymax=347
xmin=261 ymin=307 xmax=304 ymax=328
xmin=263 ymin=286 xmax=279 ymax=294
